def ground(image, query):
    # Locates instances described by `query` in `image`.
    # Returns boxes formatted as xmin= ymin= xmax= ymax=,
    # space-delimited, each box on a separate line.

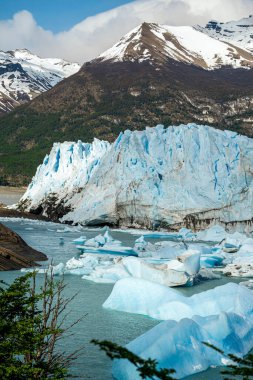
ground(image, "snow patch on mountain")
xmin=0 ymin=49 xmax=80 ymax=113
xmin=197 ymin=15 xmax=253 ymax=53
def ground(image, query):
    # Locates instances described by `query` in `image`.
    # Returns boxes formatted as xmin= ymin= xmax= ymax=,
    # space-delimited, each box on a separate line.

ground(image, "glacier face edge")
xmin=18 ymin=123 xmax=253 ymax=231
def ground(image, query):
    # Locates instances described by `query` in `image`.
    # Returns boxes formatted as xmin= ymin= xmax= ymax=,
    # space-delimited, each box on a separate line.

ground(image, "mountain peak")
xmin=97 ymin=22 xmax=253 ymax=70
xmin=0 ymin=49 xmax=80 ymax=114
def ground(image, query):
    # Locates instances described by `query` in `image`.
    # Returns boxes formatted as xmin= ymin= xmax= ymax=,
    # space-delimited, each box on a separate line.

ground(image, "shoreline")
xmin=0 ymin=185 xmax=27 ymax=191
xmin=0 ymin=206 xmax=50 ymax=221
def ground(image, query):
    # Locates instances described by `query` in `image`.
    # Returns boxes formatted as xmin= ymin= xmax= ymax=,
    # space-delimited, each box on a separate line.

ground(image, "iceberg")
xmin=72 ymin=236 xmax=86 ymax=245
xmin=135 ymin=240 xmax=187 ymax=259
xmin=219 ymin=238 xmax=253 ymax=277
xmin=103 ymin=279 xmax=253 ymax=320
xmin=112 ymin=311 xmax=253 ymax=379
xmin=76 ymin=230 xmax=133 ymax=255
xmin=61 ymin=249 xmax=201 ymax=286
xmin=107 ymin=279 xmax=253 ymax=379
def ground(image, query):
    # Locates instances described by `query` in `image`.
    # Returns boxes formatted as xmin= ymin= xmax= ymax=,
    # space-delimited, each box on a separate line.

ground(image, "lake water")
xmin=0 ymin=186 xmax=25 ymax=205
xmin=0 ymin=217 xmax=242 ymax=380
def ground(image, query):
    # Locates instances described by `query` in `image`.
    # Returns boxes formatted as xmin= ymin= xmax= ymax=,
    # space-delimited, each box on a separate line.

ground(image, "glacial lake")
xmin=0 ymin=186 xmax=25 ymax=205
xmin=0 ymin=217 xmax=243 ymax=380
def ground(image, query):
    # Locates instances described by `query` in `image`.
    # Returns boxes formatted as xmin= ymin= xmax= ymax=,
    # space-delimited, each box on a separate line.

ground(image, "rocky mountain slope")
xmin=0 ymin=49 xmax=80 ymax=114
xmin=197 ymin=15 xmax=253 ymax=52
xmin=97 ymin=22 xmax=253 ymax=69
xmin=1 ymin=21 xmax=253 ymax=185
xmin=18 ymin=124 xmax=253 ymax=231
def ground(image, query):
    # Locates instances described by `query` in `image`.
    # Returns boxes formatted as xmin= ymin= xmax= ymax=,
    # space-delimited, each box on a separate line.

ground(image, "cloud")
xmin=0 ymin=0 xmax=253 ymax=64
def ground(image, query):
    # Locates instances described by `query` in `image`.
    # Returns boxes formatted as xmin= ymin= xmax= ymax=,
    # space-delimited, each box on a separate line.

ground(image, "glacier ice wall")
xmin=18 ymin=138 xmax=110 ymax=217
xmin=19 ymin=124 xmax=253 ymax=228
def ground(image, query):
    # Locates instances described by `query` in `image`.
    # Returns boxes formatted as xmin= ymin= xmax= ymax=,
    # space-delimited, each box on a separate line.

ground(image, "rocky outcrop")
xmin=0 ymin=223 xmax=47 ymax=270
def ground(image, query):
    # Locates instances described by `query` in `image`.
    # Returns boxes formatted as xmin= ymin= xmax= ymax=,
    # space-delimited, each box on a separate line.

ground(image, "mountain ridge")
xmin=0 ymin=48 xmax=80 ymax=114
xmin=1 ymin=19 xmax=253 ymax=185
xmin=97 ymin=22 xmax=253 ymax=69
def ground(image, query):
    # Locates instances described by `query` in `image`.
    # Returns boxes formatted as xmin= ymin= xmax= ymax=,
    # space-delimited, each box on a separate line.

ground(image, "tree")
xmin=204 ymin=343 xmax=253 ymax=380
xmin=0 ymin=270 xmax=80 ymax=380
xmin=92 ymin=340 xmax=176 ymax=380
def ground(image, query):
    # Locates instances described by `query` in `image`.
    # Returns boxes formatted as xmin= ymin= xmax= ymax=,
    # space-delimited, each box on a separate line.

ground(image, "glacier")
xmin=18 ymin=123 xmax=253 ymax=231
xmin=18 ymin=138 xmax=110 ymax=218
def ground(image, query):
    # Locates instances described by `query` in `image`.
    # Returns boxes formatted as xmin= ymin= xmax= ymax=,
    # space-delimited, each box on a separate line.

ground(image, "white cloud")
xmin=0 ymin=0 xmax=253 ymax=63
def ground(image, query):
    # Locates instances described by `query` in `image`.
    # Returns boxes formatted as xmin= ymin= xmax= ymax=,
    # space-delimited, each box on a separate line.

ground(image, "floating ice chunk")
xmin=238 ymin=238 xmax=253 ymax=253
xmin=56 ymin=226 xmax=72 ymax=233
xmin=112 ymin=311 xmax=253 ymax=379
xmin=72 ymin=236 xmax=86 ymax=245
xmin=122 ymin=256 xmax=194 ymax=286
xmin=222 ymin=263 xmax=253 ymax=277
xmin=222 ymin=237 xmax=241 ymax=252
xmin=94 ymin=234 xmax=106 ymax=246
xmin=78 ymin=251 xmax=200 ymax=286
xmin=84 ymin=237 xmax=100 ymax=248
xmin=240 ymin=280 xmax=253 ymax=290
xmin=65 ymin=255 xmax=103 ymax=275
xmin=177 ymin=250 xmax=200 ymax=275
xmin=196 ymin=268 xmax=221 ymax=280
xmin=21 ymin=263 xmax=65 ymax=276
xmin=179 ymin=227 xmax=196 ymax=240
xmin=219 ymin=238 xmax=253 ymax=277
xmin=197 ymin=225 xmax=227 ymax=242
xmin=134 ymin=235 xmax=148 ymax=254
xmin=104 ymin=229 xmax=115 ymax=243
xmin=200 ymin=254 xmax=224 ymax=268
xmin=52 ymin=263 xmax=65 ymax=275
xmin=141 ymin=241 xmax=187 ymax=260
xmin=103 ymin=279 xmax=253 ymax=320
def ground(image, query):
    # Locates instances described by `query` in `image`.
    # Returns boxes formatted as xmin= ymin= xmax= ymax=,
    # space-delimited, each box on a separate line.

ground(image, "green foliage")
xmin=92 ymin=339 xmax=176 ymax=380
xmin=0 ymin=271 xmax=79 ymax=380
xmin=204 ymin=343 xmax=253 ymax=380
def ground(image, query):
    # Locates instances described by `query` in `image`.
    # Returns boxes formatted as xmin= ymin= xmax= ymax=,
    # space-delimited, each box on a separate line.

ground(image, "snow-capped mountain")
xmin=198 ymin=15 xmax=253 ymax=53
xmin=0 ymin=49 xmax=80 ymax=113
xmin=97 ymin=22 xmax=253 ymax=69
xmin=2 ymin=21 xmax=253 ymax=186
xmin=18 ymin=124 xmax=253 ymax=231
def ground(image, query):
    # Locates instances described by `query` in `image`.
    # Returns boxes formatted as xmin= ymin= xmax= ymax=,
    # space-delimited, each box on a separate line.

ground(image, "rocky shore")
xmin=0 ymin=222 xmax=47 ymax=270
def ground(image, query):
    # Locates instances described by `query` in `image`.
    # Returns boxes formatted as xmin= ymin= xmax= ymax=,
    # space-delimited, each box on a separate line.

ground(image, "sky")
xmin=1 ymin=0 xmax=253 ymax=64
xmin=0 ymin=0 xmax=134 ymax=33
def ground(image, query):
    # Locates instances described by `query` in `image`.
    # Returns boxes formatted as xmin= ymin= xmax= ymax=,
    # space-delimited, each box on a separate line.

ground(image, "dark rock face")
xmin=0 ymin=223 xmax=47 ymax=270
